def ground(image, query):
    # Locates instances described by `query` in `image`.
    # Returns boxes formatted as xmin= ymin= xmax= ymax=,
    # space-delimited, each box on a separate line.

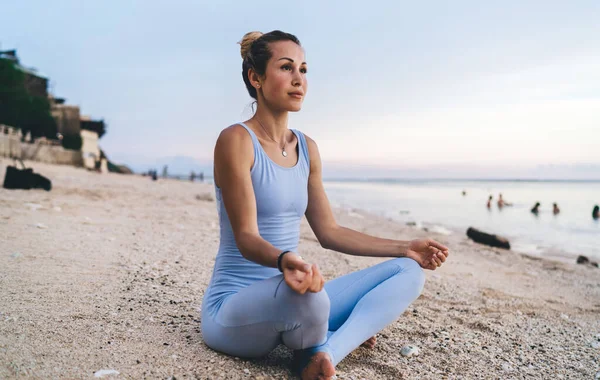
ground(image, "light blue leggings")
xmin=201 ymin=258 xmax=425 ymax=366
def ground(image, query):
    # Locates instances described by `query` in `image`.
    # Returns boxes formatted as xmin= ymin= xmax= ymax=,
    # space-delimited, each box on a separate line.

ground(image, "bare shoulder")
xmin=301 ymin=133 xmax=322 ymax=172
xmin=215 ymin=124 xmax=255 ymax=161
xmin=302 ymin=133 xmax=320 ymax=156
xmin=216 ymin=124 xmax=252 ymax=150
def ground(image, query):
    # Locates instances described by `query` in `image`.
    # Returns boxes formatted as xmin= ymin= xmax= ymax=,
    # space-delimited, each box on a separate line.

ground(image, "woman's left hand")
xmin=405 ymin=239 xmax=449 ymax=270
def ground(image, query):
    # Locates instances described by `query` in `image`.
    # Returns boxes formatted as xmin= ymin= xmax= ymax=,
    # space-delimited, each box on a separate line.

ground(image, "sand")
xmin=1 ymin=159 xmax=599 ymax=379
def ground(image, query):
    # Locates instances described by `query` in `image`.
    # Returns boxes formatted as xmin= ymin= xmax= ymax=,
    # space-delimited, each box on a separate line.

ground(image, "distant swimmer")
xmin=487 ymin=195 xmax=493 ymax=209
xmin=593 ymin=205 xmax=599 ymax=220
xmin=497 ymin=193 xmax=513 ymax=208
xmin=531 ymin=202 xmax=541 ymax=214
xmin=553 ymin=203 xmax=560 ymax=215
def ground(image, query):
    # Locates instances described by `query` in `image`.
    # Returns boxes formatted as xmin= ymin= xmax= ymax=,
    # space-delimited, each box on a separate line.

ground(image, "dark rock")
xmin=466 ymin=227 xmax=510 ymax=250
xmin=576 ymin=255 xmax=589 ymax=265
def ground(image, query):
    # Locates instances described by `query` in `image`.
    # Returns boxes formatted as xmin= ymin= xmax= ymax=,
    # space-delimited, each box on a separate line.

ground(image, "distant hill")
xmin=107 ymin=153 xmax=600 ymax=181
xmin=112 ymin=155 xmax=213 ymax=177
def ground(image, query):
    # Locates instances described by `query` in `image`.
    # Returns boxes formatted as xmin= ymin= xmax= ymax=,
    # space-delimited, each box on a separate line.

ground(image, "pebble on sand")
xmin=400 ymin=345 xmax=420 ymax=357
xmin=94 ymin=369 xmax=120 ymax=377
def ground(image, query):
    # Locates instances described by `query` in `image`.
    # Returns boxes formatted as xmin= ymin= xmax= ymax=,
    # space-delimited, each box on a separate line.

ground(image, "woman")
xmin=201 ymin=30 xmax=450 ymax=380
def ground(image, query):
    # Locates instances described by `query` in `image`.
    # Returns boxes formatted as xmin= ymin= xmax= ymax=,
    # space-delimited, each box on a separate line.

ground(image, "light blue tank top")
xmin=203 ymin=122 xmax=311 ymax=317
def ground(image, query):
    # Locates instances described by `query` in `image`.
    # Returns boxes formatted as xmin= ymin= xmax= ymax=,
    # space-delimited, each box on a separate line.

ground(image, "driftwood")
xmin=466 ymin=227 xmax=510 ymax=250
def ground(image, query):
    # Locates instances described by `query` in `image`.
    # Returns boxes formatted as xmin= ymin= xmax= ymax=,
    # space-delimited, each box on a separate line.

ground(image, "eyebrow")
xmin=277 ymin=57 xmax=307 ymax=65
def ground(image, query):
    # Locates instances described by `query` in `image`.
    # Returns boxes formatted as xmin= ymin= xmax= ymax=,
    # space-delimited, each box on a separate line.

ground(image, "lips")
xmin=288 ymin=92 xmax=304 ymax=99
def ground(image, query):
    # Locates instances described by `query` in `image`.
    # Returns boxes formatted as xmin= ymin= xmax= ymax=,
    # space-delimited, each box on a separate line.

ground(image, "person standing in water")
xmin=552 ymin=203 xmax=560 ymax=215
xmin=531 ymin=202 xmax=541 ymax=214
xmin=487 ymin=195 xmax=493 ymax=209
xmin=593 ymin=205 xmax=599 ymax=220
xmin=200 ymin=31 xmax=449 ymax=380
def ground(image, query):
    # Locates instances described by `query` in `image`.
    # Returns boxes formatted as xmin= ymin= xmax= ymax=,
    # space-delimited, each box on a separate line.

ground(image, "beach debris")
xmin=25 ymin=203 xmax=43 ymax=211
xmin=195 ymin=193 xmax=214 ymax=202
xmin=83 ymin=217 xmax=93 ymax=224
xmin=406 ymin=221 xmax=417 ymax=226
xmin=10 ymin=252 xmax=21 ymax=259
xmin=34 ymin=223 xmax=48 ymax=229
xmin=400 ymin=345 xmax=420 ymax=357
xmin=430 ymin=225 xmax=452 ymax=236
xmin=576 ymin=255 xmax=599 ymax=268
xmin=466 ymin=227 xmax=510 ymax=250
xmin=243 ymin=368 xmax=250 ymax=375
xmin=347 ymin=211 xmax=363 ymax=218
xmin=501 ymin=363 xmax=513 ymax=372
xmin=94 ymin=369 xmax=119 ymax=377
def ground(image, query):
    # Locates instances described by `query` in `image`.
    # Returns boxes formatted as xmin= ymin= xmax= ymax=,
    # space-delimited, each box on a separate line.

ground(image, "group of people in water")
xmin=485 ymin=193 xmax=599 ymax=219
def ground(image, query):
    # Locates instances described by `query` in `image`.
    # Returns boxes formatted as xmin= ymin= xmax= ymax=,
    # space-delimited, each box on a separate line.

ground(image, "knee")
xmin=392 ymin=257 xmax=426 ymax=297
xmin=277 ymin=284 xmax=330 ymax=325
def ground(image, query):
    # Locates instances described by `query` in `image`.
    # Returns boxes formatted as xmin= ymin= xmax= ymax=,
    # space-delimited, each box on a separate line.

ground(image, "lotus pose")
xmin=201 ymin=30 xmax=450 ymax=380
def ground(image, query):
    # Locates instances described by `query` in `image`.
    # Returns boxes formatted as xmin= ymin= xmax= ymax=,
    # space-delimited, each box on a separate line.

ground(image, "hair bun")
xmin=239 ymin=31 xmax=263 ymax=60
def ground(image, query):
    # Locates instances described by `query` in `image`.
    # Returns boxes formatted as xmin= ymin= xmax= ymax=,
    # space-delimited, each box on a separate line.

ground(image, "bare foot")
xmin=361 ymin=336 xmax=376 ymax=349
xmin=301 ymin=352 xmax=335 ymax=380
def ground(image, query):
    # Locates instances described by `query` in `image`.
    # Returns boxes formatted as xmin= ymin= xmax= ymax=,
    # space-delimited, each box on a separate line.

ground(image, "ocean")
xmin=324 ymin=179 xmax=600 ymax=262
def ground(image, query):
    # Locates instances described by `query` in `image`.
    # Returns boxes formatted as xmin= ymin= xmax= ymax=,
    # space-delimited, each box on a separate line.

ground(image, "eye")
xmin=300 ymin=67 xmax=308 ymax=74
xmin=281 ymin=64 xmax=292 ymax=71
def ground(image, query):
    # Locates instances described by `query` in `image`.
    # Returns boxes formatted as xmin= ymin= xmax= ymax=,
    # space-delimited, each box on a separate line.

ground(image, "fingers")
xmin=307 ymin=264 xmax=324 ymax=293
xmin=428 ymin=239 xmax=449 ymax=253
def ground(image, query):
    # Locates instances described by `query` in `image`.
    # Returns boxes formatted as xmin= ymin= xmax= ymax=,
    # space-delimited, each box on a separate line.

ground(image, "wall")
xmin=0 ymin=125 xmax=83 ymax=166
xmin=0 ymin=125 xmax=22 ymax=158
xmin=80 ymin=129 xmax=100 ymax=170
xmin=21 ymin=143 xmax=83 ymax=166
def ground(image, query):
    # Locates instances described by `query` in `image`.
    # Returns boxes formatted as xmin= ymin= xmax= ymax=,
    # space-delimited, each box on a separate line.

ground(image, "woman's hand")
xmin=281 ymin=253 xmax=325 ymax=294
xmin=405 ymin=239 xmax=449 ymax=270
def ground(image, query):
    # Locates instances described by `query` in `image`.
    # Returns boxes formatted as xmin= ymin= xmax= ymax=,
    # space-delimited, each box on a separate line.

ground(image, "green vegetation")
xmin=0 ymin=59 xmax=57 ymax=139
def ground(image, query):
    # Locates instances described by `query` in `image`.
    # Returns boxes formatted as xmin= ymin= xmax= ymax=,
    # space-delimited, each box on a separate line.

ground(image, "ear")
xmin=248 ymin=68 xmax=261 ymax=88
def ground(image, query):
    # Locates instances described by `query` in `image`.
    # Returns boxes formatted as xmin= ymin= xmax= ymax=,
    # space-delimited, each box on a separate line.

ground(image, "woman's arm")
xmin=214 ymin=124 xmax=323 ymax=292
xmin=304 ymin=136 xmax=448 ymax=268
xmin=214 ymin=125 xmax=281 ymax=267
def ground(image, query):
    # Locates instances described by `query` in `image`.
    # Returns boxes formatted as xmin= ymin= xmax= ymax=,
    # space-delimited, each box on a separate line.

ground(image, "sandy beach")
xmin=1 ymin=159 xmax=599 ymax=379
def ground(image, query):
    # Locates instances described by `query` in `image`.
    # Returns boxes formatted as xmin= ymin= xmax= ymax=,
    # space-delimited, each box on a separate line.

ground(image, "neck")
xmin=253 ymin=105 xmax=289 ymax=141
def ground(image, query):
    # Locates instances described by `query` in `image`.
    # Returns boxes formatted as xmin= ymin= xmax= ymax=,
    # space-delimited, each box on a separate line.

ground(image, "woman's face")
xmin=258 ymin=40 xmax=308 ymax=112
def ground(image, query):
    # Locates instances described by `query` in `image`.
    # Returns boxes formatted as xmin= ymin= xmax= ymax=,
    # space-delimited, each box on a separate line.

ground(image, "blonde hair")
xmin=239 ymin=31 xmax=263 ymax=60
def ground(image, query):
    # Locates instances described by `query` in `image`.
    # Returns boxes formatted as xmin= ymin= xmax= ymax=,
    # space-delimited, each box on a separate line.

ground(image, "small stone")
xmin=595 ymin=371 xmax=600 ymax=380
xmin=26 ymin=203 xmax=43 ymax=211
xmin=560 ymin=314 xmax=569 ymax=320
xmin=400 ymin=345 xmax=420 ymax=357
xmin=243 ymin=368 xmax=250 ymax=375
xmin=196 ymin=193 xmax=214 ymax=202
xmin=94 ymin=369 xmax=119 ymax=377
xmin=591 ymin=341 xmax=600 ymax=349
xmin=10 ymin=252 xmax=20 ymax=259
xmin=35 ymin=223 xmax=48 ymax=229
xmin=502 ymin=363 xmax=512 ymax=372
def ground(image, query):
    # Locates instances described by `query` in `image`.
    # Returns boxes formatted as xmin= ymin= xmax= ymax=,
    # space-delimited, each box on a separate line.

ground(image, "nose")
xmin=292 ymin=70 xmax=302 ymax=87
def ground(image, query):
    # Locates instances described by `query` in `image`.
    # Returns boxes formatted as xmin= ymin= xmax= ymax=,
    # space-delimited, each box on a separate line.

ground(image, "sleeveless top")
xmin=202 ymin=122 xmax=311 ymax=318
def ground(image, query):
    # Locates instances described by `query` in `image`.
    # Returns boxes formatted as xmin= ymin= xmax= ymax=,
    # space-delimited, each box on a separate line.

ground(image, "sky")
xmin=2 ymin=1 xmax=600 ymax=178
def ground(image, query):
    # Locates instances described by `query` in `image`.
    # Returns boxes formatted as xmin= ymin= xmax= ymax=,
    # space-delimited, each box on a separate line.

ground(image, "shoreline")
xmin=1 ymin=160 xmax=599 ymax=379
